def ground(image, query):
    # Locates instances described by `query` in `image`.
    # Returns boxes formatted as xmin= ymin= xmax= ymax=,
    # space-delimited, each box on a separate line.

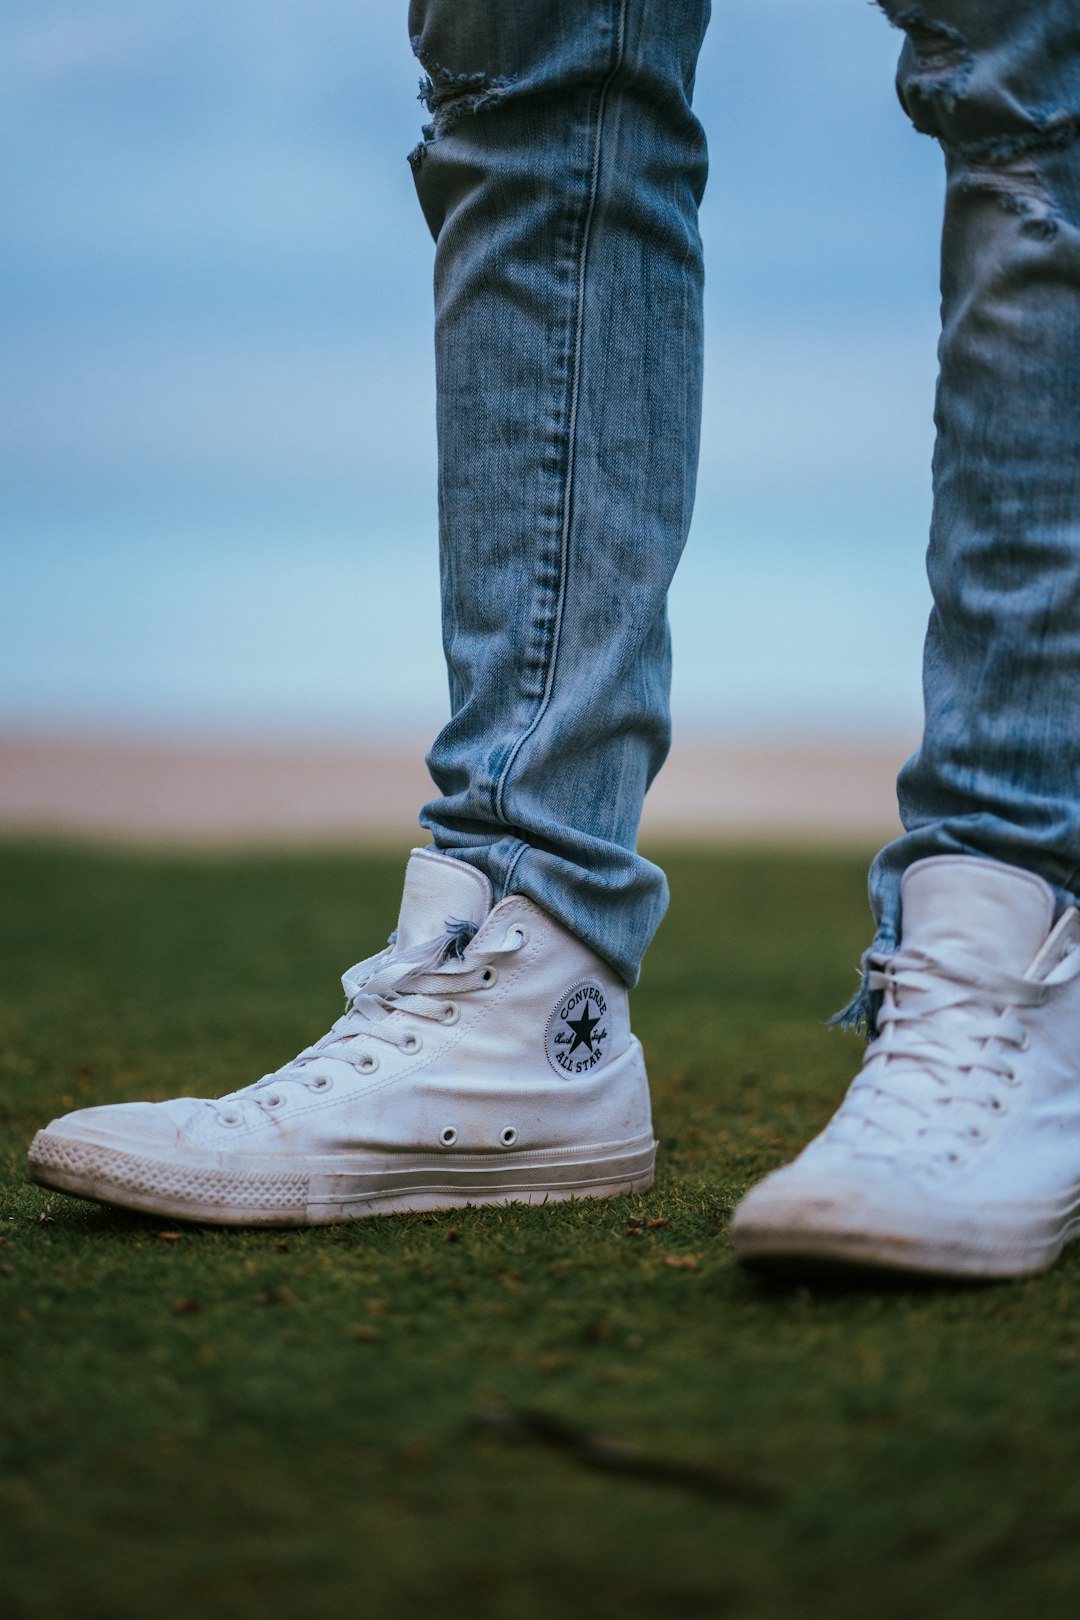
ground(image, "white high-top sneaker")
xmin=28 ymin=848 xmax=655 ymax=1224
xmin=731 ymin=855 xmax=1080 ymax=1278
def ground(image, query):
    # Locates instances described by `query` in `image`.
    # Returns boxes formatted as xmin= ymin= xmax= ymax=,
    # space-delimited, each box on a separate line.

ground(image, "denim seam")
xmin=493 ymin=0 xmax=629 ymax=895
xmin=493 ymin=835 xmax=530 ymax=905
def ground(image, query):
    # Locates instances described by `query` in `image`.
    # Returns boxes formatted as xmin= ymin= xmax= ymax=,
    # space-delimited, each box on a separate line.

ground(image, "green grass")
xmin=4 ymin=841 xmax=1080 ymax=1620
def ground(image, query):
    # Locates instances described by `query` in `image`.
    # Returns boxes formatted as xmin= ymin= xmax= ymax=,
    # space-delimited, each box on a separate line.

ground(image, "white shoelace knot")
xmin=823 ymin=937 xmax=1080 ymax=1173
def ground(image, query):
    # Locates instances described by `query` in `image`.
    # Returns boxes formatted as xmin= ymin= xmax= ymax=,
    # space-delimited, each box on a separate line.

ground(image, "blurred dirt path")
xmin=0 ymin=733 xmax=912 ymax=845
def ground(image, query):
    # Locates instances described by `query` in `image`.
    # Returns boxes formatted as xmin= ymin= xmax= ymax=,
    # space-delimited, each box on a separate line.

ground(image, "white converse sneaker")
xmin=731 ymin=855 xmax=1080 ymax=1278
xmin=28 ymin=848 xmax=656 ymax=1224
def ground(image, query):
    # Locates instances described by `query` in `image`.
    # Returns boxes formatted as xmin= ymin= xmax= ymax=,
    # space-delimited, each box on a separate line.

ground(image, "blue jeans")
xmin=409 ymin=0 xmax=1080 ymax=991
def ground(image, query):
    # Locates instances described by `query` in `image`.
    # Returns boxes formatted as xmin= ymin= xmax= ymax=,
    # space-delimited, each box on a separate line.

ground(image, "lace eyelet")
xmin=988 ymin=1096 xmax=1006 ymax=1113
xmin=358 ymin=1053 xmax=379 ymax=1074
xmin=441 ymin=1002 xmax=460 ymax=1026
xmin=217 ymin=1110 xmax=244 ymax=1128
xmin=400 ymin=1031 xmax=423 ymax=1054
xmin=506 ymin=925 xmax=529 ymax=950
xmin=1002 ymin=1068 xmax=1021 ymax=1087
xmin=440 ymin=1126 xmax=458 ymax=1148
xmin=1018 ymin=1030 xmax=1031 ymax=1052
xmin=481 ymin=966 xmax=498 ymax=988
xmin=967 ymin=1125 xmax=986 ymax=1142
xmin=308 ymin=1074 xmax=333 ymax=1093
xmin=499 ymin=1126 xmax=518 ymax=1148
xmin=263 ymin=1092 xmax=286 ymax=1110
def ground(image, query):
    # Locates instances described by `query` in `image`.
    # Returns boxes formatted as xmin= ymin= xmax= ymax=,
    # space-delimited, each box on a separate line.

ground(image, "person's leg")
xmin=409 ymin=0 xmax=710 ymax=989
xmin=868 ymin=0 xmax=1080 ymax=962
xmin=25 ymin=1 xmax=711 ymax=1224
xmin=732 ymin=0 xmax=1080 ymax=1277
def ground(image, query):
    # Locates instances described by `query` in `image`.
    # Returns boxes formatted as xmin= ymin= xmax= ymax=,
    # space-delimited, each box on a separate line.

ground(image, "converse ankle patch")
xmin=545 ymin=981 xmax=612 ymax=1077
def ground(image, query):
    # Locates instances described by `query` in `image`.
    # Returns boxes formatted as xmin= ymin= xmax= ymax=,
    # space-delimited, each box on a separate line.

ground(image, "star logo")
xmin=544 ymin=981 xmax=612 ymax=1077
xmin=565 ymin=1001 xmax=601 ymax=1055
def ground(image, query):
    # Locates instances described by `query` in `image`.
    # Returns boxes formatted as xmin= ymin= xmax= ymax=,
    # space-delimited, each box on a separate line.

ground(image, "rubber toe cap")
xmin=40 ymin=1099 xmax=205 ymax=1152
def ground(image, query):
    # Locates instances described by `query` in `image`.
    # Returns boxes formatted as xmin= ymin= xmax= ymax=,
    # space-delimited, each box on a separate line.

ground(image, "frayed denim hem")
xmin=829 ymin=925 xmax=898 ymax=1039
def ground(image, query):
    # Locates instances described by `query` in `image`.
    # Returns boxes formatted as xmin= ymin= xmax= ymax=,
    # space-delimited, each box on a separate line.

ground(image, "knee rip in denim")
xmin=961 ymin=158 xmax=1060 ymax=242
xmin=879 ymin=4 xmax=973 ymax=114
xmin=878 ymin=5 xmax=1074 ymax=238
xmin=408 ymin=40 xmax=517 ymax=168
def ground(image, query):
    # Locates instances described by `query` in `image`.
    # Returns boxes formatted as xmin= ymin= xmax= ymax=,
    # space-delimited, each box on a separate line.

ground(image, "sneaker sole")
xmin=27 ymin=1130 xmax=657 ymax=1225
xmin=730 ymin=1204 xmax=1080 ymax=1279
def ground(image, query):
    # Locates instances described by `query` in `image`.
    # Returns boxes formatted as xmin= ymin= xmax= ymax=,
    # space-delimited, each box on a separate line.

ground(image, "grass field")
xmin=4 ymin=842 xmax=1080 ymax=1620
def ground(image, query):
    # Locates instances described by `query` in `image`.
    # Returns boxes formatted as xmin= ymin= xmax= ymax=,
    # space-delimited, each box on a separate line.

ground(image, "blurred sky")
xmin=0 ymin=0 xmax=943 ymax=743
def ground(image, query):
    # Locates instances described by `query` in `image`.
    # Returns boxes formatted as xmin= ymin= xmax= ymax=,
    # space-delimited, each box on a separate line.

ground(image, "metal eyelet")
xmin=400 ymin=1031 xmax=423 ymax=1054
xmin=480 ymin=966 xmax=498 ymax=988
xmin=440 ymin=1126 xmax=458 ymax=1148
xmin=358 ymin=1053 xmax=379 ymax=1074
xmin=499 ymin=1126 xmax=518 ymax=1148
xmin=441 ymin=1002 xmax=460 ymax=1026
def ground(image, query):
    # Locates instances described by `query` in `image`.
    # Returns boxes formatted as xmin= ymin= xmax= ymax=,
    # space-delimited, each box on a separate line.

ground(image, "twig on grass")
xmin=471 ymin=1404 xmax=779 ymax=1506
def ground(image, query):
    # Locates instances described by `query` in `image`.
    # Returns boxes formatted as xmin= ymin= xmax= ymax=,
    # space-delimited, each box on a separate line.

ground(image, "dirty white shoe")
xmin=731 ymin=855 xmax=1080 ymax=1278
xmin=28 ymin=848 xmax=655 ymax=1224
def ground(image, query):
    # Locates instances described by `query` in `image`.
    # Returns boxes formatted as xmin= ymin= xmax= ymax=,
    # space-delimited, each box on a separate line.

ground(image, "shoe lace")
xmin=823 ymin=937 xmax=1080 ymax=1171
xmin=209 ymin=920 xmax=528 ymax=1122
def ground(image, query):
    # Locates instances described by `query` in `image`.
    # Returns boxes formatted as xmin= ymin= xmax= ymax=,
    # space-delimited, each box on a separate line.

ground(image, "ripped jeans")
xmin=408 ymin=0 xmax=1080 ymax=992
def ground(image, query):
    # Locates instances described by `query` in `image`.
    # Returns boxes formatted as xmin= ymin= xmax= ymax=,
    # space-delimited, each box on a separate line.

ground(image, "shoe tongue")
xmin=393 ymin=848 xmax=493 ymax=954
xmin=900 ymin=856 xmax=1053 ymax=974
